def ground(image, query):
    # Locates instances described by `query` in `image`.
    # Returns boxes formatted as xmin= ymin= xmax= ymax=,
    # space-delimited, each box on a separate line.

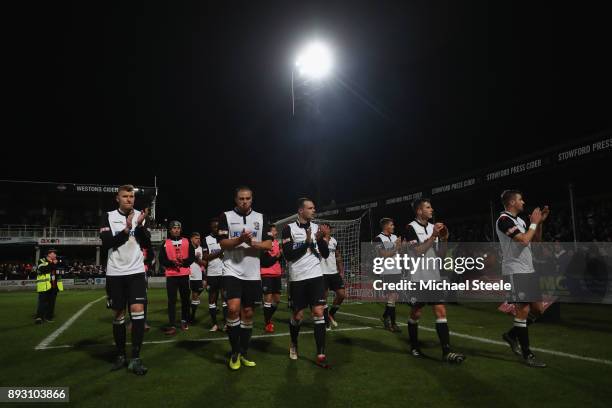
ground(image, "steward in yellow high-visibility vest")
xmin=35 ymin=248 xmax=62 ymax=324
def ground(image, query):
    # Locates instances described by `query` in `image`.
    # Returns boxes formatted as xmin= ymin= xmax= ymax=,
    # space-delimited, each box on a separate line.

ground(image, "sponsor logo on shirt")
xmin=292 ymin=242 xmax=307 ymax=250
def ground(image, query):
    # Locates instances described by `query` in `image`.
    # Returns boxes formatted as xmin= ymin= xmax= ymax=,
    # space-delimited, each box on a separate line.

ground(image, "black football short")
xmin=324 ymin=273 xmax=345 ymax=291
xmin=207 ymin=275 xmax=223 ymax=293
xmin=404 ymin=275 xmax=447 ymax=306
xmin=406 ymin=285 xmax=447 ymax=306
xmin=290 ymin=276 xmax=326 ymax=312
xmin=106 ymin=273 xmax=147 ymax=310
xmin=261 ymin=276 xmax=282 ymax=294
xmin=190 ymin=279 xmax=205 ymax=293
xmin=507 ymin=273 xmax=542 ymax=303
xmin=223 ymin=276 xmax=262 ymax=307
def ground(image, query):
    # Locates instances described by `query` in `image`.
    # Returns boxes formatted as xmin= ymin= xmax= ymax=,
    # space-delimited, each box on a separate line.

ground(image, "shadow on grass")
xmin=273 ymin=357 xmax=332 ymax=408
xmin=75 ymin=339 xmax=117 ymax=363
xmin=249 ymin=337 xmax=290 ymax=355
xmin=452 ymin=343 xmax=519 ymax=364
xmin=175 ymin=338 xmax=228 ymax=366
xmin=553 ymin=319 xmax=612 ymax=334
xmin=333 ymin=334 xmax=405 ymax=355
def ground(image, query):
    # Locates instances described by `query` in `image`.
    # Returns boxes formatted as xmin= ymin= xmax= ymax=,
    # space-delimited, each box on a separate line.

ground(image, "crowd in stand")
xmin=65 ymin=262 xmax=106 ymax=278
xmin=0 ymin=263 xmax=34 ymax=280
xmin=545 ymin=200 xmax=612 ymax=243
xmin=0 ymin=261 xmax=105 ymax=280
xmin=442 ymin=200 xmax=612 ymax=243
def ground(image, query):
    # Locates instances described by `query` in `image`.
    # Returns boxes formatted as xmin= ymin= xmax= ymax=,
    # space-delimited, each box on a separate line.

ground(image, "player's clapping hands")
xmin=530 ymin=207 xmax=543 ymax=224
xmin=541 ymin=206 xmax=550 ymax=222
xmin=239 ymin=229 xmax=253 ymax=245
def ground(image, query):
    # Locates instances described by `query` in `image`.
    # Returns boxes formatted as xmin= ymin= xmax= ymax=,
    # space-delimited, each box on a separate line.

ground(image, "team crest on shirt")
xmin=253 ymin=221 xmax=260 ymax=230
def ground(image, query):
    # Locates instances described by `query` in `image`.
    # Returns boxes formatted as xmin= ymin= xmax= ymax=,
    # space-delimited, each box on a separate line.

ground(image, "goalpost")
xmin=273 ymin=212 xmax=368 ymax=303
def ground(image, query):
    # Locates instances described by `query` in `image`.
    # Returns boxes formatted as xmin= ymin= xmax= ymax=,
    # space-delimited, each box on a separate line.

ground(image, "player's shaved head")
xmin=297 ymin=197 xmax=316 ymax=221
xmin=234 ymin=186 xmax=253 ymax=213
xmin=501 ymin=190 xmax=522 ymax=207
xmin=379 ymin=218 xmax=393 ymax=229
xmin=234 ymin=186 xmax=253 ymax=198
xmin=296 ymin=197 xmax=314 ymax=209
xmin=412 ymin=198 xmax=431 ymax=213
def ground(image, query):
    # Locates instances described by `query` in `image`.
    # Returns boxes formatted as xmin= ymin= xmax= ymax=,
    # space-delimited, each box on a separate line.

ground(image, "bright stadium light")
xmin=291 ymin=40 xmax=333 ymax=115
xmin=295 ymin=41 xmax=333 ymax=79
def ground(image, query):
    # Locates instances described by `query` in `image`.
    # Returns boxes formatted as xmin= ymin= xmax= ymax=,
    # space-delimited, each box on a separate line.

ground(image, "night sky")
xmin=4 ymin=1 xmax=611 ymax=231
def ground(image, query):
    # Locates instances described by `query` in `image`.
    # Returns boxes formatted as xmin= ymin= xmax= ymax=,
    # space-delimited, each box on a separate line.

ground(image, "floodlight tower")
xmin=290 ymin=41 xmax=334 ymax=205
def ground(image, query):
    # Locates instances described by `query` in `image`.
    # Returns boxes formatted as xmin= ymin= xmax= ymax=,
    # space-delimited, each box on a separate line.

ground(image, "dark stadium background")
xmin=1 ymin=4 xmax=612 ymax=406
xmin=2 ymin=1 xmax=610 ymax=234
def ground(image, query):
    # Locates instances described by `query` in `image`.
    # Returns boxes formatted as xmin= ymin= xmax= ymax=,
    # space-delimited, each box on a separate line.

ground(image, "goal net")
xmin=273 ymin=212 xmax=366 ymax=303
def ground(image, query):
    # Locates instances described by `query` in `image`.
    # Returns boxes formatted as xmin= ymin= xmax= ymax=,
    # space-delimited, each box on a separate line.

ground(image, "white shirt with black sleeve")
xmin=190 ymin=246 xmax=203 ymax=281
xmin=321 ymin=237 xmax=338 ymax=275
xmin=203 ymin=234 xmax=223 ymax=277
xmin=100 ymin=209 xmax=149 ymax=276
xmin=373 ymin=233 xmax=401 ymax=275
xmin=496 ymin=211 xmax=535 ymax=276
xmin=282 ymin=221 xmax=330 ymax=282
xmin=218 ymin=208 xmax=271 ymax=281
xmin=404 ymin=220 xmax=441 ymax=282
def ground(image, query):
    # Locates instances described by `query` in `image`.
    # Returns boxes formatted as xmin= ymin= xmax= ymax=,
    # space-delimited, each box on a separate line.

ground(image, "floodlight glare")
xmin=295 ymin=42 xmax=333 ymax=79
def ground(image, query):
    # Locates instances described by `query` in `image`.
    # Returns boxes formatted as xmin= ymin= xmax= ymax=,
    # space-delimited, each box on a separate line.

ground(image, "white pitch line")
xmin=39 ymin=325 xmax=374 ymax=349
xmin=35 ymin=295 xmax=106 ymax=351
xmin=337 ymin=310 xmax=612 ymax=366
xmin=37 ymin=307 xmax=612 ymax=366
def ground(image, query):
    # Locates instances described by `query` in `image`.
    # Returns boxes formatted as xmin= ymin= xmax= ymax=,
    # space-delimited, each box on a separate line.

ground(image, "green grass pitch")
xmin=1 ymin=289 xmax=611 ymax=408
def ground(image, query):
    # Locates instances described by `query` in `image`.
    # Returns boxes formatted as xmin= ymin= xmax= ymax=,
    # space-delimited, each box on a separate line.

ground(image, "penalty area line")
xmin=35 ymin=295 xmax=106 ymax=351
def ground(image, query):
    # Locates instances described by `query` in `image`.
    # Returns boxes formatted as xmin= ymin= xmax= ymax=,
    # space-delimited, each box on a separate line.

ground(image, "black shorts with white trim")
xmin=324 ymin=273 xmax=345 ymax=291
xmin=190 ymin=279 xmax=204 ymax=293
xmin=206 ymin=275 xmax=223 ymax=293
xmin=407 ymin=289 xmax=447 ymax=307
xmin=290 ymin=276 xmax=326 ymax=312
xmin=261 ymin=276 xmax=282 ymax=295
xmin=507 ymin=272 xmax=542 ymax=303
xmin=106 ymin=273 xmax=147 ymax=310
xmin=223 ymin=276 xmax=262 ymax=307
